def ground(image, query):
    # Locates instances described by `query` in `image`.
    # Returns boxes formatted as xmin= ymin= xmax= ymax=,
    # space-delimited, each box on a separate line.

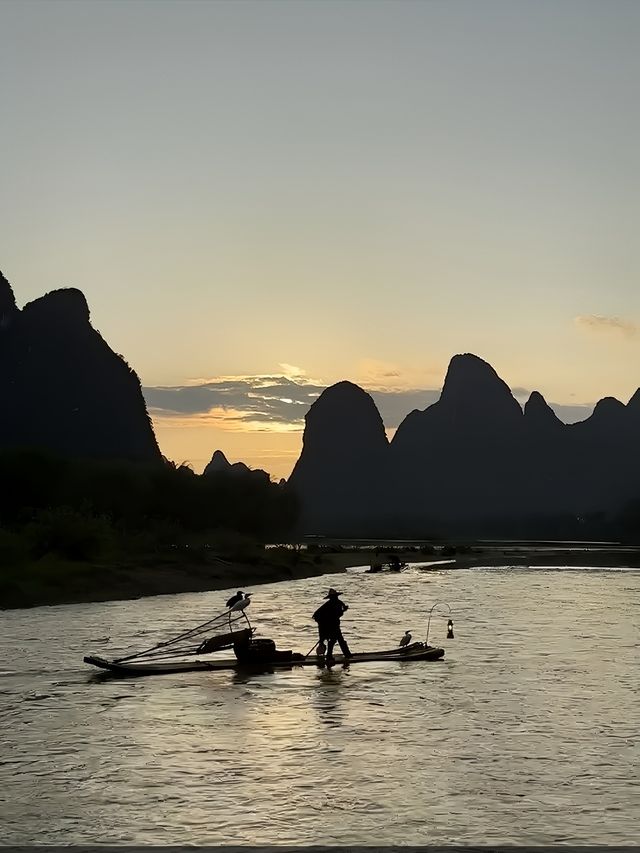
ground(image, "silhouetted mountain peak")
xmin=0 ymin=274 xmax=160 ymax=463
xmin=206 ymin=449 xmax=231 ymax=471
xmin=301 ymin=381 xmax=388 ymax=448
xmin=289 ymin=354 xmax=640 ymax=534
xmin=525 ymin=390 xmax=546 ymax=409
xmin=23 ymin=288 xmax=91 ymax=327
xmin=203 ymin=449 xmax=261 ymax=478
xmin=308 ymin=381 xmax=379 ymax=421
xmin=524 ymin=390 xmax=562 ymax=428
xmin=439 ymin=353 xmax=522 ymax=420
xmin=0 ymin=271 xmax=17 ymax=326
xmin=591 ymin=396 xmax=626 ymax=420
xmin=288 ymin=380 xmax=389 ymax=530
xmin=442 ymin=353 xmax=509 ymax=397
xmin=573 ymin=395 xmax=627 ymax=438
xmin=318 ymin=380 xmax=375 ymax=407
xmin=627 ymin=388 xmax=640 ymax=411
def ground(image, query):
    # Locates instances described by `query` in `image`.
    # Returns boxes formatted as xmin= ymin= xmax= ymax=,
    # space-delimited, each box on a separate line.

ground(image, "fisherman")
xmin=313 ymin=588 xmax=352 ymax=662
xmin=226 ymin=590 xmax=244 ymax=609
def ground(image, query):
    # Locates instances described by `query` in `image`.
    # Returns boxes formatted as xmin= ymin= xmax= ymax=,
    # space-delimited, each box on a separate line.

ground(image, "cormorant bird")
xmin=399 ymin=630 xmax=412 ymax=648
xmin=229 ymin=592 xmax=251 ymax=612
xmin=226 ymin=591 xmax=244 ymax=609
xmin=227 ymin=589 xmax=251 ymax=610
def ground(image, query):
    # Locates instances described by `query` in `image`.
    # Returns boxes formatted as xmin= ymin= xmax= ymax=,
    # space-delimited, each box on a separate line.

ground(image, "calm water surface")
xmin=1 ymin=565 xmax=638 ymax=844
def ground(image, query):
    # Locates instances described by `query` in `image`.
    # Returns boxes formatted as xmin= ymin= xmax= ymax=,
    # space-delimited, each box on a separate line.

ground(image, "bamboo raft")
xmin=84 ymin=641 xmax=444 ymax=676
xmin=83 ymin=597 xmax=450 ymax=678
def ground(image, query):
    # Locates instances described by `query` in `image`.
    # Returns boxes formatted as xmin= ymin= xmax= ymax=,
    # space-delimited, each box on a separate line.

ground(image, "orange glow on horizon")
xmin=152 ymin=414 xmax=303 ymax=480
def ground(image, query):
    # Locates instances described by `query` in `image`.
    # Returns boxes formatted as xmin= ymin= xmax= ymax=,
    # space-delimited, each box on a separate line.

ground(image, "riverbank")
xmin=0 ymin=549 xmax=335 ymax=611
xmin=2 ymin=543 xmax=639 ymax=610
xmin=314 ymin=543 xmax=640 ymax=572
xmin=447 ymin=543 xmax=640 ymax=569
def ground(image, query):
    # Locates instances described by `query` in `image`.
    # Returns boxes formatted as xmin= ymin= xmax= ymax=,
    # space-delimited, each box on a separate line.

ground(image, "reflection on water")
xmin=312 ymin=668 xmax=348 ymax=728
xmin=1 ymin=565 xmax=639 ymax=844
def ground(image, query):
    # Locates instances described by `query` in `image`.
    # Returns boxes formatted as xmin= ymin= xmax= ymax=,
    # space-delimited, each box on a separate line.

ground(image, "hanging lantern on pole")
xmin=425 ymin=601 xmax=452 ymax=646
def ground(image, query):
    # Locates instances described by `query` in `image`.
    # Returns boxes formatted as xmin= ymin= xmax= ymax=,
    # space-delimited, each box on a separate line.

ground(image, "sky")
xmin=2 ymin=0 xmax=639 ymax=479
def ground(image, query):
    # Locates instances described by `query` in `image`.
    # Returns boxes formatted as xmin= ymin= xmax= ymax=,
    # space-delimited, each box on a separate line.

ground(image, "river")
xmin=1 ymin=563 xmax=638 ymax=844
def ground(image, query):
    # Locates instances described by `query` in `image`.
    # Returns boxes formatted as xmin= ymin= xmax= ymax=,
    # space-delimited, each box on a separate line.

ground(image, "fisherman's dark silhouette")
xmin=313 ymin=588 xmax=352 ymax=662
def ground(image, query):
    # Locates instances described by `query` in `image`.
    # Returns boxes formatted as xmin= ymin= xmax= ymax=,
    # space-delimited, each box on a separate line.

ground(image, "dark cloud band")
xmin=143 ymin=376 xmax=594 ymax=429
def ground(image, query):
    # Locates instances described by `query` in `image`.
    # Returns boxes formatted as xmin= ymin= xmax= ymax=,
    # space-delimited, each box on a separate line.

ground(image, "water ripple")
xmin=1 ymin=565 xmax=639 ymax=844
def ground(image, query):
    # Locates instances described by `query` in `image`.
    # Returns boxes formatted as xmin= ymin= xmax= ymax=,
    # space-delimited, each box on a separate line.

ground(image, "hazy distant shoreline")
xmin=3 ymin=543 xmax=640 ymax=611
xmin=448 ymin=545 xmax=640 ymax=570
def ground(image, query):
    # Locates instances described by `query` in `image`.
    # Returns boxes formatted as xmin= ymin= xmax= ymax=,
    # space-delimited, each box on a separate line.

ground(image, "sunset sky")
xmin=3 ymin=0 xmax=639 ymax=478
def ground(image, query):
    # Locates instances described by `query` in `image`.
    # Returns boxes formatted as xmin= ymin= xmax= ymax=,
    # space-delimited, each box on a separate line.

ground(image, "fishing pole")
xmin=303 ymin=640 xmax=320 ymax=659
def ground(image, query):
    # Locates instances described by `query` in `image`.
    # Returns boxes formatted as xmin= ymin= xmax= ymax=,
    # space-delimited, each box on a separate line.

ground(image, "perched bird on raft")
xmin=226 ymin=591 xmax=252 ymax=611
xmin=399 ymin=631 xmax=412 ymax=648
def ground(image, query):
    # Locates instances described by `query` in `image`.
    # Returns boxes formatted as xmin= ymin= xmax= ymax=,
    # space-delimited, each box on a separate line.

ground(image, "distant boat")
xmin=366 ymin=559 xmax=408 ymax=573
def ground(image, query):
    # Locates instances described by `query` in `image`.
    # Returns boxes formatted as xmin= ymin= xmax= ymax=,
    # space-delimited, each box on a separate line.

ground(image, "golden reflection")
xmin=310 ymin=668 xmax=348 ymax=728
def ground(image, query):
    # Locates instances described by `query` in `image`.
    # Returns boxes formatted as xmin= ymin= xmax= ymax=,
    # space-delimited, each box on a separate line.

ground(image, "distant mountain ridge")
xmin=0 ymin=271 xmax=161 ymax=463
xmin=289 ymin=353 xmax=640 ymax=535
xmin=203 ymin=449 xmax=269 ymax=482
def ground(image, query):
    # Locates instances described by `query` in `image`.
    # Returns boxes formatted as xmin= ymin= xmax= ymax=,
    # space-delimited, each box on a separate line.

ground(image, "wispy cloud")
xmin=144 ymin=370 xmax=595 ymax=432
xmin=156 ymin=408 xmax=304 ymax=434
xmin=574 ymin=314 xmax=638 ymax=338
xmin=278 ymin=363 xmax=307 ymax=379
xmin=144 ymin=375 xmax=325 ymax=432
xmin=143 ymin=369 xmax=442 ymax=432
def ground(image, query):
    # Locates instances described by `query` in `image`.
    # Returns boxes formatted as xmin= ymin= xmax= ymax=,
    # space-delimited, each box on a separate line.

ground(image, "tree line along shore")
xmin=1 ymin=448 xmax=639 ymax=610
xmin=3 ymin=539 xmax=640 ymax=611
